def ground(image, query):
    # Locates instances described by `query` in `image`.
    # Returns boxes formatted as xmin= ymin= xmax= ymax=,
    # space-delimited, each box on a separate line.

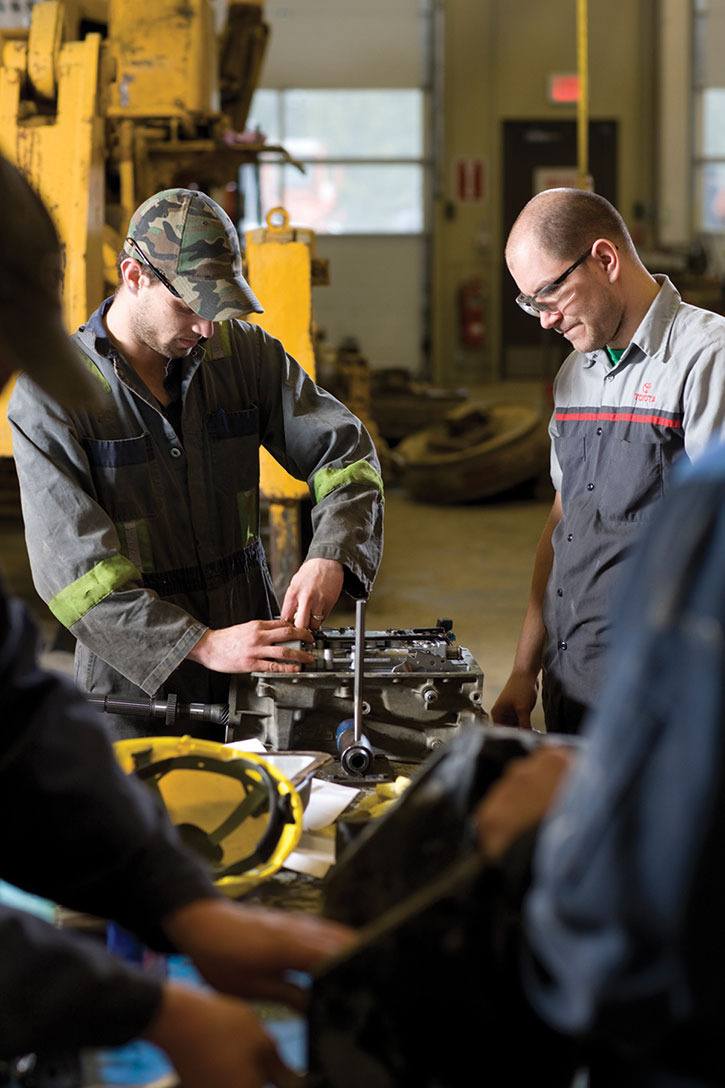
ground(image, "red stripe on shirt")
xmin=556 ymin=411 xmax=682 ymax=428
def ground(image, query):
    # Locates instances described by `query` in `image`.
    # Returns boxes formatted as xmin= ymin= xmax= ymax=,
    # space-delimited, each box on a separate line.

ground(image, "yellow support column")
xmin=576 ymin=0 xmax=591 ymax=190
xmin=0 ymin=12 xmax=104 ymax=457
xmin=245 ymin=208 xmax=317 ymax=602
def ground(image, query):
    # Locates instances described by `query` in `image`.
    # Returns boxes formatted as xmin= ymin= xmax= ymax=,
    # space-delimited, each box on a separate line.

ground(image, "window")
xmin=693 ymin=0 xmax=725 ymax=232
xmin=241 ymin=89 xmax=427 ymax=235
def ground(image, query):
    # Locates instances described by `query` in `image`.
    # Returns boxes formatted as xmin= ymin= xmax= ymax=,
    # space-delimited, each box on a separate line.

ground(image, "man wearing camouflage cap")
xmin=0 ymin=159 xmax=352 ymax=1085
xmin=10 ymin=187 xmax=383 ymax=735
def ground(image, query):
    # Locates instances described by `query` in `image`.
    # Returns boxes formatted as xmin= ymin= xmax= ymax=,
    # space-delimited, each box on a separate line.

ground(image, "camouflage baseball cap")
xmin=124 ymin=188 xmax=264 ymax=321
xmin=0 ymin=156 xmax=99 ymax=406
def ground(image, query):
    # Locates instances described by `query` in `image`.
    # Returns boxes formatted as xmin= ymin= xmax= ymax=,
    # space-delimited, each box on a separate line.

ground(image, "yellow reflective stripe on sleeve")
xmin=312 ymin=460 xmax=384 ymax=504
xmin=48 ymin=555 xmax=141 ymax=628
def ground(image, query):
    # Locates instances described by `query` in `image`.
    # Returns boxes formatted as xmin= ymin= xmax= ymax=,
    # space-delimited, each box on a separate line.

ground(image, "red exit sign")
xmin=549 ymin=73 xmax=580 ymax=104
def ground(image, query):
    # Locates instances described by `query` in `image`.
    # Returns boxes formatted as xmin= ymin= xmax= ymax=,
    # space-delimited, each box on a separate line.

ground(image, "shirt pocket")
xmin=555 ymin=433 xmax=586 ymax=507
xmin=82 ymin=433 xmax=159 ymax=520
xmin=599 ymin=436 xmax=664 ymax=522
xmin=205 ymin=405 xmax=260 ymax=495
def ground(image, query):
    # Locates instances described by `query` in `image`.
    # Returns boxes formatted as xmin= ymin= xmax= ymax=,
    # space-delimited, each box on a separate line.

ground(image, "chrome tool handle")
xmin=353 ymin=597 xmax=366 ymax=742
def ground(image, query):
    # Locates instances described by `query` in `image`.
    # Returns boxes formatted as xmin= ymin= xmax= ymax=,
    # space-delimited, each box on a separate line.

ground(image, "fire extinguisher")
xmin=458 ymin=276 xmax=485 ymax=349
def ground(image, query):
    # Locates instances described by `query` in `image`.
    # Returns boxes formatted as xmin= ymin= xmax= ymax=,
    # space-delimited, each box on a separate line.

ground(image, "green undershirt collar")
xmin=605 ymin=346 xmax=626 ymax=367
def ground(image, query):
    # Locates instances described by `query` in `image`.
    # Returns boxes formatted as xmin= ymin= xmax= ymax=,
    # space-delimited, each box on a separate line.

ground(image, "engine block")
xmin=228 ymin=620 xmax=487 ymax=759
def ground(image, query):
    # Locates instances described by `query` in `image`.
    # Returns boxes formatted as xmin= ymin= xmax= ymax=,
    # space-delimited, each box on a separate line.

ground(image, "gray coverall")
xmin=9 ymin=299 xmax=384 ymax=736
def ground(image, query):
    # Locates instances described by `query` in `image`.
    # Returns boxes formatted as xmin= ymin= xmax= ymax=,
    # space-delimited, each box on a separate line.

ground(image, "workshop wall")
xmin=435 ymin=0 xmax=657 ymax=384
xmin=258 ymin=0 xmax=423 ymax=88
xmin=256 ymin=1 xmax=658 ymax=383
xmin=257 ymin=0 xmax=428 ymax=376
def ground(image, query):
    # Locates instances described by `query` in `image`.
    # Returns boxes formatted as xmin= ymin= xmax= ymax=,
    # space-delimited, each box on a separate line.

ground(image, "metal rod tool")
xmin=335 ymin=597 xmax=373 ymax=776
xmin=353 ymin=597 xmax=365 ymax=743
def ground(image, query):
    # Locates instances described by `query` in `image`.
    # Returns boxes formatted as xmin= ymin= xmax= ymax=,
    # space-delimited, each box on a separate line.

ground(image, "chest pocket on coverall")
xmin=82 ymin=433 xmax=159 ymax=521
xmin=206 ymin=406 xmax=260 ymax=491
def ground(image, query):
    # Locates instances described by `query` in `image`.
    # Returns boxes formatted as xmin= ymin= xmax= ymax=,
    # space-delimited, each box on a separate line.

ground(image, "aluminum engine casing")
xmin=228 ymin=622 xmax=487 ymax=759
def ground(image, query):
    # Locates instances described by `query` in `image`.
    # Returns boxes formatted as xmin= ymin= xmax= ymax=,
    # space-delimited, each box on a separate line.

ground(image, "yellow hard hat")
xmin=114 ymin=735 xmax=304 ymax=897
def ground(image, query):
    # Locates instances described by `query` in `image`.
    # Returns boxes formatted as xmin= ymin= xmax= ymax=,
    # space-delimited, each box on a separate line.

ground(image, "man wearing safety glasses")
xmin=492 ymin=187 xmax=725 ymax=734
xmin=9 ymin=189 xmax=383 ymax=737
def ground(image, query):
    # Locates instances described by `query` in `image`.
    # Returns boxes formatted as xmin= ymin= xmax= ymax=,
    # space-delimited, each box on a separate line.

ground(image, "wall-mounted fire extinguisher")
xmin=458 ymin=276 xmax=485 ymax=349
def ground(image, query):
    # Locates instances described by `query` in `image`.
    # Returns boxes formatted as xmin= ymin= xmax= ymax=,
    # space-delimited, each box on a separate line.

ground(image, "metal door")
xmin=501 ymin=120 xmax=618 ymax=379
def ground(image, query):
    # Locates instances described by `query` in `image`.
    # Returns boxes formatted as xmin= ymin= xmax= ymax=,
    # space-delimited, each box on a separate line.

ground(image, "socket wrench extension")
xmin=336 ymin=598 xmax=373 ymax=776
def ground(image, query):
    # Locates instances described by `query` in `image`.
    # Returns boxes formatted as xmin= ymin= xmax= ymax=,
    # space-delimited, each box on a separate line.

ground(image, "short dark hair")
xmin=513 ymin=189 xmax=636 ymax=263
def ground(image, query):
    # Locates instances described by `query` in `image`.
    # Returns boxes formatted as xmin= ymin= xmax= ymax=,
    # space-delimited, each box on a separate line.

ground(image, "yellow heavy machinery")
xmin=0 ymin=0 xmax=320 ymax=588
xmin=246 ymin=207 xmax=323 ymax=596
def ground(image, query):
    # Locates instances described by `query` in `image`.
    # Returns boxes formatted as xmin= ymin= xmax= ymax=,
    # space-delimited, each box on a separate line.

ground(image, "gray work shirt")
xmin=9 ymin=300 xmax=384 ymax=734
xmin=544 ymin=276 xmax=725 ymax=719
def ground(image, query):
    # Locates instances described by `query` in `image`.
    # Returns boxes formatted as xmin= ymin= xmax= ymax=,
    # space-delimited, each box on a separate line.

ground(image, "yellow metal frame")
xmin=0 ymin=9 xmax=105 ymax=454
xmin=0 ymin=0 xmax=294 ymax=460
xmin=107 ymin=0 xmax=219 ymax=119
xmin=247 ymin=208 xmax=317 ymax=502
